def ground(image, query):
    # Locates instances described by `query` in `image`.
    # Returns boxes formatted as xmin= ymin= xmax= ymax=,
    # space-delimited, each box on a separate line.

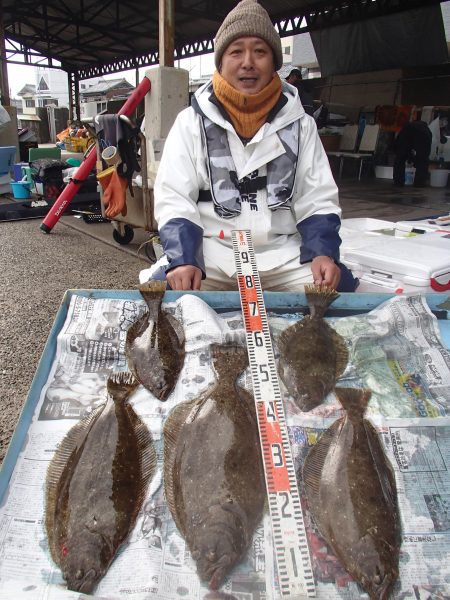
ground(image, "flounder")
xmin=45 ymin=372 xmax=156 ymax=593
xmin=164 ymin=343 xmax=265 ymax=590
xmin=302 ymin=387 xmax=401 ymax=600
xmin=278 ymin=284 xmax=348 ymax=411
xmin=126 ymin=281 xmax=185 ymax=401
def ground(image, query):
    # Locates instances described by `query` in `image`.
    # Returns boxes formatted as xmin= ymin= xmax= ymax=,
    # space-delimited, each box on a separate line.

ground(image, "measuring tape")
xmin=232 ymin=229 xmax=315 ymax=599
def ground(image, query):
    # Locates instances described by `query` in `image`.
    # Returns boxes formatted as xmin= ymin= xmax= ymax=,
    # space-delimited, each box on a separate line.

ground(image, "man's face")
xmin=287 ymin=74 xmax=301 ymax=85
xmin=220 ymin=37 xmax=275 ymax=94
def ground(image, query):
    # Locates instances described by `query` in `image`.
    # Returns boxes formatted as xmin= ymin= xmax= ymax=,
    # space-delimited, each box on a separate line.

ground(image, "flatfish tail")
xmin=335 ymin=386 xmax=371 ymax=420
xmin=305 ymin=284 xmax=339 ymax=319
xmin=139 ymin=281 xmax=167 ymax=320
xmin=210 ymin=343 xmax=248 ymax=381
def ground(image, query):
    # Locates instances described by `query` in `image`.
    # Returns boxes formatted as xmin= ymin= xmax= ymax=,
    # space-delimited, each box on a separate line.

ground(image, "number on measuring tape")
xmin=232 ymin=229 xmax=315 ymax=599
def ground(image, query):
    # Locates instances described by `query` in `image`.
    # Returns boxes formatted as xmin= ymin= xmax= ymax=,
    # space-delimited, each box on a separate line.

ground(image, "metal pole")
xmin=0 ymin=0 xmax=11 ymax=106
xmin=159 ymin=0 xmax=174 ymax=67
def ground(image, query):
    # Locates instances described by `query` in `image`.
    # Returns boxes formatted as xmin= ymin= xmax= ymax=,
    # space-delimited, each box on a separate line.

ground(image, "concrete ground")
xmin=0 ymin=176 xmax=449 ymax=466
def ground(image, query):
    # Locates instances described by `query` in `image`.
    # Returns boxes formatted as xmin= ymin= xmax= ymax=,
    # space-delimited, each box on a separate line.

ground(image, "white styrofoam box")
xmin=395 ymin=218 xmax=450 ymax=237
xmin=341 ymin=217 xmax=394 ymax=232
xmin=375 ymin=165 xmax=393 ymax=179
xmin=344 ymin=233 xmax=450 ymax=293
xmin=340 ymin=218 xmax=395 ymax=260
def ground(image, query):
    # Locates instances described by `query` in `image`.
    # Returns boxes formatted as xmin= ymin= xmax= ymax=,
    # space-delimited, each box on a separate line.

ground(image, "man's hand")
xmin=311 ymin=256 xmax=341 ymax=290
xmin=166 ymin=265 xmax=202 ymax=290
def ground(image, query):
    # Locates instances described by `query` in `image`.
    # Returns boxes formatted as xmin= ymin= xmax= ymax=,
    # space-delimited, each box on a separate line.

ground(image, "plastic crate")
xmin=64 ymin=137 xmax=92 ymax=152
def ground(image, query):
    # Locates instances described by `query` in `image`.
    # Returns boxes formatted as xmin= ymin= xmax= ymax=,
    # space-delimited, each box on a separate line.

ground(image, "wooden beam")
xmin=0 ymin=0 xmax=11 ymax=105
xmin=159 ymin=0 xmax=174 ymax=67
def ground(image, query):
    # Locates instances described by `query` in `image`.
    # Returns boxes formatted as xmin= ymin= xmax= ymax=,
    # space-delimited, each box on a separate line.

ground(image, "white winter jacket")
xmin=154 ymin=80 xmax=342 ymax=278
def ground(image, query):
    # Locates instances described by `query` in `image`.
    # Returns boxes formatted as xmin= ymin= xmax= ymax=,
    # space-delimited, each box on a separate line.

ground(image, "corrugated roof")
xmin=3 ymin=0 xmax=442 ymax=79
xmin=80 ymin=78 xmax=133 ymax=96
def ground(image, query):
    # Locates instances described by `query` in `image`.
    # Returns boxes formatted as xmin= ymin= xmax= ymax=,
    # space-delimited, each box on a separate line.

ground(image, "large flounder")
xmin=277 ymin=284 xmax=348 ymax=411
xmin=45 ymin=372 xmax=156 ymax=593
xmin=302 ymin=387 xmax=401 ymax=600
xmin=126 ymin=281 xmax=185 ymax=401
xmin=164 ymin=343 xmax=265 ymax=590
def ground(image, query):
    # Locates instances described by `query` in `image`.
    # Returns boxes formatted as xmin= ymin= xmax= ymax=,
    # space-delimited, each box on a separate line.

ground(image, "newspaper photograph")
xmin=0 ymin=292 xmax=449 ymax=600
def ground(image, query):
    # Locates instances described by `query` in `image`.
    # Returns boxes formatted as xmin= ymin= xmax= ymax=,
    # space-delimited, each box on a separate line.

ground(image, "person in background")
xmin=152 ymin=0 xmax=357 ymax=293
xmin=393 ymin=119 xmax=432 ymax=187
xmin=285 ymin=68 xmax=315 ymax=116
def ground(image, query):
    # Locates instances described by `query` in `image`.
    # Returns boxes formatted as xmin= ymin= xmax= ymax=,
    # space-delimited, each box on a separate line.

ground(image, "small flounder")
xmin=164 ymin=343 xmax=265 ymax=590
xmin=302 ymin=387 xmax=401 ymax=600
xmin=278 ymin=284 xmax=348 ymax=411
xmin=126 ymin=281 xmax=185 ymax=401
xmin=45 ymin=372 xmax=156 ymax=593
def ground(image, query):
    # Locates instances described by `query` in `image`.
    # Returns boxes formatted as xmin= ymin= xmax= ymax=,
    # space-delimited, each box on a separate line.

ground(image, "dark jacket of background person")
xmin=286 ymin=68 xmax=315 ymax=116
xmin=393 ymin=120 xmax=432 ymax=187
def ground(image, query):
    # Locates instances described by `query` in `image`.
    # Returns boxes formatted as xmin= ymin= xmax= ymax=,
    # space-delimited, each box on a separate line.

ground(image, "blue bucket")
xmin=10 ymin=181 xmax=32 ymax=199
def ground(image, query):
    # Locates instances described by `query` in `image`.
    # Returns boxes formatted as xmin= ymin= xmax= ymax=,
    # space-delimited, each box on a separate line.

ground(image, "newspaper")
xmin=0 ymin=292 xmax=450 ymax=600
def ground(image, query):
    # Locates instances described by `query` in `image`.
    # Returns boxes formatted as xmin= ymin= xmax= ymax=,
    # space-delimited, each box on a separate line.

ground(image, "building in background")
xmin=35 ymin=67 xmax=69 ymax=108
xmin=79 ymin=78 xmax=134 ymax=120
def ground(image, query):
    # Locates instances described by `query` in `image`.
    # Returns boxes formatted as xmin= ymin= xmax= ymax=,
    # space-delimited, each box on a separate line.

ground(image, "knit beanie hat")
xmin=214 ymin=0 xmax=283 ymax=71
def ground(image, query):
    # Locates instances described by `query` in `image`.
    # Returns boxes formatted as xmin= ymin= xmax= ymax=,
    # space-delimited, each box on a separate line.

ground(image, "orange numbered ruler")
xmin=232 ymin=230 xmax=315 ymax=599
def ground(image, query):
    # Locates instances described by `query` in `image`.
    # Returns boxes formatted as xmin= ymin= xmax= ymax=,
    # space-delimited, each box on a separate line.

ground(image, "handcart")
xmin=95 ymin=116 xmax=159 ymax=261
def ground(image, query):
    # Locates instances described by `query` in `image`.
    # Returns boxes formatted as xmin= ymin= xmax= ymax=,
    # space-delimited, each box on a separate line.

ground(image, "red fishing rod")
xmin=40 ymin=76 xmax=151 ymax=233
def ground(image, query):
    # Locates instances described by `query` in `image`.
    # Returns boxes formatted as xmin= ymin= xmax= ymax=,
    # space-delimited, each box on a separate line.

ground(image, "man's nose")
xmin=241 ymin=49 xmax=255 ymax=68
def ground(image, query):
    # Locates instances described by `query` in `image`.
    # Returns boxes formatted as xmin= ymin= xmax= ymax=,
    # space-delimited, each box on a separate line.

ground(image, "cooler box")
xmin=345 ymin=234 xmax=450 ymax=293
xmin=395 ymin=218 xmax=450 ymax=237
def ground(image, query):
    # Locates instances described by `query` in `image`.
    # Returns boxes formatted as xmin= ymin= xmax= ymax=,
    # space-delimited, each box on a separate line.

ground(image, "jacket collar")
xmin=194 ymin=80 xmax=305 ymax=137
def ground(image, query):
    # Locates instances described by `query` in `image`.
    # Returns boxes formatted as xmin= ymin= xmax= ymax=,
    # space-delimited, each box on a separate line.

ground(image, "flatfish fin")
xmin=46 ymin=404 xmax=105 ymax=566
xmin=302 ymin=418 xmax=344 ymax=511
xmin=165 ymin=311 xmax=186 ymax=348
xmin=163 ymin=395 xmax=209 ymax=536
xmin=364 ymin=419 xmax=398 ymax=514
xmin=331 ymin=328 xmax=349 ymax=378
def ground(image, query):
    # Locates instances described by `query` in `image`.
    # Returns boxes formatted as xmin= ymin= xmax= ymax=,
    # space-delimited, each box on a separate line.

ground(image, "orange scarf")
xmin=212 ymin=71 xmax=282 ymax=139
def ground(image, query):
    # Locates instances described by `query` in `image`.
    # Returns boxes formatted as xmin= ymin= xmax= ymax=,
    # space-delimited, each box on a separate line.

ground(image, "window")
xmin=42 ymin=98 xmax=58 ymax=107
xmin=96 ymin=101 xmax=107 ymax=113
xmin=25 ymin=99 xmax=35 ymax=107
xmin=284 ymin=46 xmax=291 ymax=55
xmin=38 ymin=76 xmax=49 ymax=91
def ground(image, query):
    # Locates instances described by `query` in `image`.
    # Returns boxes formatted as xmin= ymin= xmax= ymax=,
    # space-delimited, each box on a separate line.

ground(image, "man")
xmin=286 ymin=68 xmax=315 ymax=116
xmin=393 ymin=120 xmax=432 ymax=187
xmin=152 ymin=0 xmax=357 ymax=292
